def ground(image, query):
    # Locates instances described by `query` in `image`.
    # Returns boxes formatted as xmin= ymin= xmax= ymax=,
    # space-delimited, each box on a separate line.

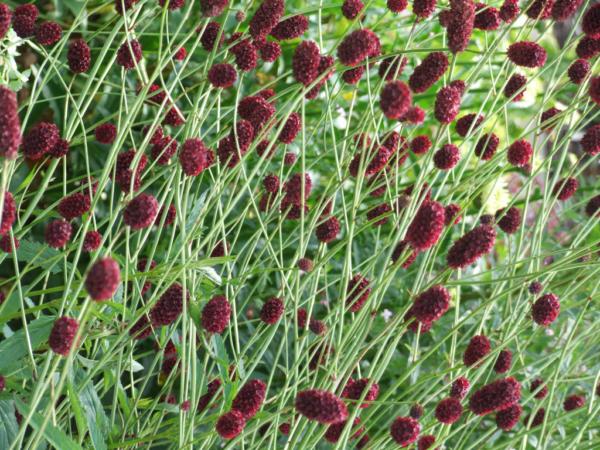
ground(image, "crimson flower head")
xmin=563 ymin=394 xmax=585 ymax=411
xmin=496 ymin=403 xmax=522 ymax=431
xmin=532 ymin=293 xmax=560 ymax=326
xmin=530 ymin=379 xmax=548 ymax=400
xmin=124 ymin=193 xmax=159 ymax=230
xmin=412 ymin=285 xmax=451 ymax=324
xmin=150 ymin=283 xmax=188 ymax=327
xmin=380 ymin=81 xmax=412 ymax=119
xmin=586 ymin=195 xmax=600 ymax=217
xmin=494 ymin=349 xmax=513 ymax=373
xmin=434 ymin=144 xmax=460 ymax=170
xmin=249 ymin=0 xmax=284 ymax=38
xmin=0 ymin=86 xmax=21 ymax=159
xmin=179 ymin=138 xmax=213 ymax=176
xmin=292 ymin=40 xmax=321 ymax=86
xmin=57 ymin=193 xmax=91 ymax=221
xmin=346 ymin=274 xmax=371 ymax=312
xmin=298 ymin=257 xmax=313 ymax=272
xmin=45 ymin=219 xmax=72 ymax=248
xmin=151 ymin=136 xmax=177 ymax=165
xmin=232 ymin=379 xmax=267 ymax=418
xmin=445 ymin=203 xmax=461 ymax=226
xmin=499 ymin=0 xmax=519 ymax=21
xmin=199 ymin=21 xmax=223 ymax=50
xmin=455 ymin=113 xmax=484 ymax=137
xmin=316 ymin=216 xmax=340 ymax=243
xmin=379 ymin=55 xmax=407 ymax=81
xmin=463 ymin=334 xmax=491 ymax=366
xmin=259 ymin=41 xmax=283 ymax=63
xmin=49 ymin=316 xmax=79 ymax=356
xmin=590 ymin=76 xmax=600 ymax=105
xmin=496 ymin=206 xmax=521 ymax=234
xmin=0 ymin=235 xmax=19 ymax=253
xmin=507 ymin=139 xmax=532 ymax=166
xmin=475 ymin=2 xmax=500 ymax=29
xmin=216 ymin=410 xmax=245 ymax=439
xmin=12 ymin=4 xmax=38 ymax=38
xmin=507 ymin=42 xmax=547 ymax=68
xmin=411 ymin=135 xmax=431 ymax=155
xmin=451 ymin=377 xmax=470 ymax=399
xmin=469 ymin=377 xmax=521 ymax=415
xmin=95 ymin=123 xmax=117 ymax=144
xmin=83 ymin=231 xmax=102 ymax=252
xmin=295 ymin=389 xmax=348 ymax=424
xmin=238 ymin=95 xmax=276 ymax=132
xmin=208 ymin=63 xmax=237 ymax=88
xmin=271 ymin=15 xmax=308 ymax=40
xmin=581 ymin=124 xmax=600 ymax=156
xmin=582 ymin=4 xmax=600 ymax=38
xmin=0 ymin=192 xmax=16 ymax=237
xmin=409 ymin=51 xmax=449 ymax=93
xmin=324 ymin=417 xmax=363 ymax=443
xmin=23 ymin=122 xmax=59 ymax=160
xmin=413 ymin=0 xmax=436 ymax=18
xmin=158 ymin=0 xmax=185 ymax=10
xmin=337 ymin=29 xmax=380 ymax=67
xmin=35 ymin=21 xmax=62 ymax=46
xmin=406 ymin=200 xmax=445 ymax=251
xmin=435 ymin=397 xmax=463 ymax=424
xmin=390 ymin=416 xmax=420 ymax=446
xmin=434 ymin=85 xmax=462 ymax=124
xmin=447 ymin=224 xmax=496 ymax=269
xmin=67 ymin=39 xmax=91 ymax=73
xmin=116 ymin=40 xmax=143 ymax=69
xmin=475 ymin=133 xmax=499 ymax=160
xmin=85 ymin=257 xmax=120 ymax=301
xmin=201 ymin=295 xmax=231 ymax=334
xmin=260 ymin=297 xmax=284 ymax=324
xmin=410 ymin=403 xmax=424 ymax=419
xmin=342 ymin=378 xmax=379 ymax=407
xmin=0 ymin=4 xmax=10 ymax=39
xmin=342 ymin=0 xmax=364 ymax=18
xmin=552 ymin=177 xmax=578 ymax=200
xmin=447 ymin=0 xmax=475 ymax=53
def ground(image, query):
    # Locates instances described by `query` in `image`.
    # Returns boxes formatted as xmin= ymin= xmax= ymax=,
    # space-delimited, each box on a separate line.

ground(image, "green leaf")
xmin=76 ymin=370 xmax=108 ymax=450
xmin=0 ymin=316 xmax=55 ymax=372
xmin=0 ymin=400 xmax=19 ymax=449
xmin=16 ymin=240 xmax=72 ymax=275
xmin=14 ymin=397 xmax=81 ymax=450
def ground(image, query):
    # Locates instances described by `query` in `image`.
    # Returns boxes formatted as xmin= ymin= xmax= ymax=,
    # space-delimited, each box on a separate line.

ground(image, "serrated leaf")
xmin=0 ymin=400 xmax=19 ymax=449
xmin=0 ymin=316 xmax=55 ymax=372
xmin=76 ymin=370 xmax=109 ymax=450
xmin=14 ymin=398 xmax=81 ymax=450
xmin=16 ymin=240 xmax=72 ymax=275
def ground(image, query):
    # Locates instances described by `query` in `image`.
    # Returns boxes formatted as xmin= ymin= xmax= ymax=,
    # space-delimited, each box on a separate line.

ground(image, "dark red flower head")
xmin=445 ymin=203 xmax=462 ymax=226
xmin=379 ymin=55 xmax=407 ymax=81
xmin=524 ymin=408 xmax=546 ymax=427
xmin=529 ymin=281 xmax=543 ymax=295
xmin=475 ymin=2 xmax=500 ymax=29
xmin=114 ymin=150 xmax=147 ymax=192
xmin=316 ymin=216 xmax=340 ymax=243
xmin=12 ymin=4 xmax=39 ymax=37
xmin=447 ymin=0 xmax=475 ymax=53
xmin=388 ymin=0 xmax=408 ymax=12
xmin=455 ymin=113 xmax=483 ymax=137
xmin=568 ymin=59 xmax=590 ymax=86
xmin=494 ymin=349 xmax=513 ymax=373
xmin=390 ymin=416 xmax=420 ymax=446
xmin=85 ymin=257 xmax=121 ymax=301
xmin=507 ymin=42 xmax=547 ymax=68
xmin=586 ymin=194 xmax=600 ymax=217
xmin=392 ymin=240 xmax=418 ymax=268
xmin=158 ymin=0 xmax=185 ymax=10
xmin=179 ymin=138 xmax=213 ymax=176
xmin=447 ymin=224 xmax=496 ymax=269
xmin=496 ymin=206 xmax=521 ymax=234
xmin=23 ymin=122 xmax=59 ymax=160
xmin=434 ymin=144 xmax=460 ymax=170
xmin=324 ymin=417 xmax=363 ymax=443
xmin=342 ymin=378 xmax=379 ymax=408
xmin=406 ymin=200 xmax=445 ymax=251
xmin=295 ymin=389 xmax=348 ymax=424
xmin=258 ymin=41 xmax=281 ymax=62
xmin=469 ymin=377 xmax=521 ymax=415
xmin=45 ymin=219 xmax=72 ymax=248
xmin=114 ymin=0 xmax=137 ymax=15
xmin=496 ymin=403 xmax=522 ymax=430
xmin=67 ymin=39 xmax=91 ymax=73
xmin=503 ymin=73 xmax=527 ymax=102
xmin=35 ymin=21 xmax=62 ymax=46
xmin=409 ymin=403 xmax=424 ymax=419
xmin=95 ymin=123 xmax=117 ymax=144
xmin=0 ymin=86 xmax=21 ymax=159
xmin=49 ymin=138 xmax=70 ymax=159
xmin=298 ymin=257 xmax=313 ymax=272
xmin=124 ymin=193 xmax=159 ymax=230
xmin=201 ymin=295 xmax=231 ymax=334
xmin=411 ymin=135 xmax=431 ymax=155
xmin=151 ymin=136 xmax=177 ymax=165
xmin=532 ymin=293 xmax=560 ymax=326
xmin=0 ymin=234 xmax=19 ymax=253
xmin=507 ymin=139 xmax=532 ymax=166
xmin=231 ymin=37 xmax=258 ymax=72
xmin=238 ymin=95 xmax=276 ymax=133
xmin=58 ymin=193 xmax=91 ymax=220
xmin=435 ymin=397 xmax=463 ymax=424
xmin=260 ymin=297 xmax=284 ymax=324
xmin=116 ymin=40 xmax=142 ymax=70
xmin=463 ymin=334 xmax=491 ymax=366
xmin=270 ymin=15 xmax=309 ymax=40
xmin=208 ymin=63 xmax=237 ymax=88
xmin=582 ymin=4 xmax=600 ymax=38
xmin=216 ymin=410 xmax=245 ymax=439
xmin=249 ymin=0 xmax=284 ymax=38
xmin=475 ymin=133 xmax=499 ymax=160
xmin=380 ymin=81 xmax=412 ymax=119
xmin=563 ymin=394 xmax=585 ymax=411
xmin=292 ymin=40 xmax=321 ymax=86
xmin=0 ymin=192 xmax=16 ymax=237
xmin=451 ymin=377 xmax=470 ymax=399
xmin=346 ymin=274 xmax=371 ymax=312
xmin=82 ymin=231 xmax=101 ymax=252
xmin=412 ymin=285 xmax=451 ymax=324
xmin=49 ymin=316 xmax=79 ymax=356
xmin=552 ymin=177 xmax=578 ymax=200
xmin=418 ymin=435 xmax=436 ymax=450
xmin=434 ymin=85 xmax=462 ymax=124
xmin=342 ymin=0 xmax=364 ymax=19
xmin=199 ymin=21 xmax=223 ymax=50
xmin=200 ymin=0 xmax=229 ymax=17
xmin=590 ymin=76 xmax=600 ymax=105
xmin=337 ymin=29 xmax=381 ymax=67
xmin=197 ymin=378 xmax=221 ymax=412
xmin=552 ymin=0 xmax=584 ymax=21
xmin=413 ymin=0 xmax=437 ymax=17
xmin=150 ymin=283 xmax=188 ymax=327
xmin=232 ymin=379 xmax=267 ymax=419
xmin=0 ymin=4 xmax=10 ymax=39
xmin=278 ymin=113 xmax=301 ymax=144
xmin=576 ymin=36 xmax=600 ymax=59
xmin=409 ymin=51 xmax=449 ymax=93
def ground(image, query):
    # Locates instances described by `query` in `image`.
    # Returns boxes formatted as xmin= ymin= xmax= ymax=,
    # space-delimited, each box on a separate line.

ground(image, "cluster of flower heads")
xmin=0 ymin=0 xmax=598 ymax=446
